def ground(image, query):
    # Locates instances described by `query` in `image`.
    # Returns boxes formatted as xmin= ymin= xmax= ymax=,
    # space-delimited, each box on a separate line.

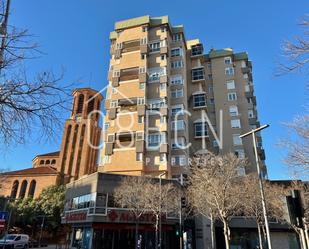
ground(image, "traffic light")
xmin=181 ymin=197 xmax=186 ymax=208
xmin=175 ymin=225 xmax=180 ymax=237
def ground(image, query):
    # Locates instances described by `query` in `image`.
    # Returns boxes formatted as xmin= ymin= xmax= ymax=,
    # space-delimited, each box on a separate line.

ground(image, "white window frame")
xmin=225 ymin=67 xmax=234 ymax=76
xmin=171 ymin=60 xmax=184 ymax=69
xmin=193 ymin=94 xmax=206 ymax=107
xmin=149 ymin=41 xmax=160 ymax=53
xmin=148 ymin=133 xmax=161 ymax=147
xmin=171 ymin=47 xmax=183 ymax=57
xmin=231 ymin=119 xmax=241 ymax=129
xmin=233 ymin=134 xmax=242 ymax=145
xmin=171 ymin=88 xmax=184 ymax=98
xmin=224 ymin=57 xmax=232 ymax=65
xmin=228 ymin=92 xmax=237 ymax=101
xmin=226 ymin=80 xmax=235 ymax=90
xmin=170 ymin=75 xmax=183 ymax=85
xmin=137 ymin=97 xmax=145 ymax=105
xmin=171 ymin=120 xmax=185 ymax=131
xmin=229 ymin=106 xmax=238 ymax=116
xmin=110 ymin=100 xmax=118 ymax=108
xmin=172 ymin=33 xmax=181 ymax=42
xmin=171 ymin=104 xmax=184 ymax=116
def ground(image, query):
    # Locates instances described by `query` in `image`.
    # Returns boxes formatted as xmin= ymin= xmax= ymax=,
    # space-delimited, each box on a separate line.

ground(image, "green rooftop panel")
xmin=208 ymin=48 xmax=234 ymax=58
xmin=172 ymin=25 xmax=184 ymax=33
xmin=109 ymin=31 xmax=117 ymax=40
xmin=115 ymin=15 xmax=150 ymax=30
xmin=234 ymin=52 xmax=248 ymax=60
xmin=150 ymin=16 xmax=169 ymax=26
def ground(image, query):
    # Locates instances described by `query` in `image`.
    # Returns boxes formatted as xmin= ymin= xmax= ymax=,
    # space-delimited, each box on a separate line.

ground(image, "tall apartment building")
xmin=99 ymin=15 xmax=266 ymax=178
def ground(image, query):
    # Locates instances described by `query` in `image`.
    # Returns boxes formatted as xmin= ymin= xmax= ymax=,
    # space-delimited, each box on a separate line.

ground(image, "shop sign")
xmin=107 ymin=209 xmax=166 ymax=223
xmin=65 ymin=210 xmax=88 ymax=222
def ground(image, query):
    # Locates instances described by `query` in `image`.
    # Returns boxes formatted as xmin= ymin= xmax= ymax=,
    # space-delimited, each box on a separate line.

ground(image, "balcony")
xmin=114 ymin=133 xmax=136 ymax=149
xmin=249 ymin=117 xmax=258 ymax=125
xmin=119 ymin=67 xmax=139 ymax=82
xmin=245 ymin=85 xmax=254 ymax=98
xmin=257 ymin=147 xmax=266 ymax=160
xmin=191 ymin=44 xmax=204 ymax=57
xmin=241 ymin=67 xmax=251 ymax=74
xmin=122 ymin=40 xmax=140 ymax=53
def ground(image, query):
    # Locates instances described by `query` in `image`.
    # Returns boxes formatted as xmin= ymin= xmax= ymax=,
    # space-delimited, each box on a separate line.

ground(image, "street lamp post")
xmin=240 ymin=124 xmax=272 ymax=249
xmin=159 ymin=172 xmax=167 ymax=249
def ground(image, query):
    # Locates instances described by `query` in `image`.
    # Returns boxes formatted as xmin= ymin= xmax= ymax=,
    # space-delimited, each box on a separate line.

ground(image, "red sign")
xmin=65 ymin=211 xmax=87 ymax=222
xmin=107 ymin=210 xmax=166 ymax=223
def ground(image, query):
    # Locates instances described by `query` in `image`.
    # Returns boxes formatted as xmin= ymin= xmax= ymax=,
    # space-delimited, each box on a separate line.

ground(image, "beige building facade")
xmin=99 ymin=15 xmax=266 ymax=178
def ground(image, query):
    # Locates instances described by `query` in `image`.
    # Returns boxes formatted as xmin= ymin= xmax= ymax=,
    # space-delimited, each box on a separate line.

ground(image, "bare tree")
xmin=281 ymin=115 xmax=309 ymax=177
xmin=278 ymin=15 xmax=309 ymax=75
xmin=114 ymin=176 xmax=151 ymax=249
xmin=242 ymin=175 xmax=286 ymax=249
xmin=143 ymin=180 xmax=180 ymax=249
xmin=0 ymin=0 xmax=72 ymax=146
xmin=188 ymin=152 xmax=246 ymax=249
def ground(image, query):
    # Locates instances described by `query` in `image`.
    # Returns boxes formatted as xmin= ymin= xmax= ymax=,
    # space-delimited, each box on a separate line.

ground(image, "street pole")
xmin=39 ymin=215 xmax=45 ymax=247
xmin=240 ymin=124 xmax=272 ymax=249
xmin=179 ymin=197 xmax=183 ymax=249
xmin=159 ymin=172 xmax=166 ymax=249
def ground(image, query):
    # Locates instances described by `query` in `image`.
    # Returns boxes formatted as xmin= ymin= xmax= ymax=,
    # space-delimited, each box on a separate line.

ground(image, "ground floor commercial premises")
xmin=62 ymin=173 xmax=190 ymax=249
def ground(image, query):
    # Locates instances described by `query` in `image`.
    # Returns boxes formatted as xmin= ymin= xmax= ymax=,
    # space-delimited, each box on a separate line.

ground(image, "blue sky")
xmin=1 ymin=0 xmax=308 ymax=180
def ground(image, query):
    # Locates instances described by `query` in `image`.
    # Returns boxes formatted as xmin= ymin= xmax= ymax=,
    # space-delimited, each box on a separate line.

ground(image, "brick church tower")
xmin=58 ymin=88 xmax=103 ymax=183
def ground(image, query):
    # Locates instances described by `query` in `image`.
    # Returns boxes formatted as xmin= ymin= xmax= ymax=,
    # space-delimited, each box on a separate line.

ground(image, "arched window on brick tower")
xmin=77 ymin=94 xmax=84 ymax=114
xmin=28 ymin=180 xmax=36 ymax=198
xmin=19 ymin=180 xmax=28 ymax=199
xmin=87 ymin=96 xmax=95 ymax=115
xmin=10 ymin=180 xmax=19 ymax=199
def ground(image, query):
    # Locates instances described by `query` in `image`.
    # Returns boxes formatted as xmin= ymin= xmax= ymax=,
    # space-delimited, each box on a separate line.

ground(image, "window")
xmin=209 ymin=98 xmax=215 ymax=104
xmin=225 ymin=67 xmax=234 ymax=76
xmin=170 ymin=75 xmax=183 ymax=85
xmin=171 ymin=105 xmax=184 ymax=116
xmin=235 ymin=149 xmax=245 ymax=159
xmin=172 ymin=33 xmax=181 ymax=42
xmin=228 ymin=93 xmax=237 ymax=101
xmin=113 ymin=70 xmax=120 ymax=77
xmin=226 ymin=80 xmax=235 ymax=90
xmin=141 ymin=54 xmax=146 ymax=60
xmin=171 ymin=48 xmax=182 ymax=57
xmin=248 ymin=109 xmax=254 ymax=118
xmin=140 ymin=37 xmax=147 ymax=45
xmin=148 ymin=134 xmax=161 ymax=147
xmin=139 ymin=67 xmax=146 ymax=74
xmin=231 ymin=119 xmax=241 ymax=128
xmin=208 ymin=74 xmax=213 ymax=80
xmin=149 ymin=42 xmax=160 ymax=53
xmin=193 ymin=94 xmax=206 ymax=107
xmin=110 ymin=100 xmax=118 ymax=108
xmin=161 ymin=26 xmax=166 ymax=32
xmin=138 ymin=116 xmax=144 ymax=124
xmin=191 ymin=44 xmax=203 ymax=56
xmin=172 ymin=120 xmax=185 ymax=130
xmin=28 ymin=180 xmax=36 ymax=198
xmin=160 ymin=116 xmax=166 ymax=124
xmin=148 ymin=98 xmax=166 ymax=110
xmin=19 ymin=180 xmax=28 ymax=199
xmin=148 ymin=67 xmax=166 ymax=82
xmin=233 ymin=134 xmax=242 ymax=145
xmin=160 ymin=153 xmax=167 ymax=162
xmin=192 ymin=67 xmax=205 ymax=81
xmin=142 ymin=26 xmax=148 ymax=32
xmin=194 ymin=122 xmax=208 ymax=137
xmin=112 ymin=87 xmax=117 ymax=94
xmin=172 ymin=155 xmax=186 ymax=166
xmin=107 ymin=134 xmax=115 ymax=143
xmin=137 ymin=97 xmax=145 ymax=105
xmin=161 ymin=54 xmax=166 ymax=60
xmin=10 ymin=180 xmax=19 ymax=199
xmin=229 ymin=106 xmax=238 ymax=116
xmin=171 ymin=60 xmax=183 ymax=69
xmin=224 ymin=57 xmax=232 ymax=64
xmin=136 ymin=153 xmax=143 ymax=161
xmin=171 ymin=88 xmax=184 ymax=98
xmin=136 ymin=132 xmax=144 ymax=141
xmin=172 ymin=137 xmax=186 ymax=149
xmin=139 ymin=83 xmax=145 ymax=90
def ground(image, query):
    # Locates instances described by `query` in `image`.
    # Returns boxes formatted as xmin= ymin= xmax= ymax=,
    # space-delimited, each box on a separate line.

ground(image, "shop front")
xmin=62 ymin=173 xmax=181 ymax=249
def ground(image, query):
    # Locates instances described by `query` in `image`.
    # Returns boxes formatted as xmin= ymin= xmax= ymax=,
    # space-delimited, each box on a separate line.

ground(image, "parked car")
xmin=0 ymin=234 xmax=29 ymax=249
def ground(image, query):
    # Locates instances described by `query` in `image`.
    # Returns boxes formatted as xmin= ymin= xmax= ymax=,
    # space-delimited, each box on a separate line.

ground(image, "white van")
xmin=0 ymin=234 xmax=29 ymax=249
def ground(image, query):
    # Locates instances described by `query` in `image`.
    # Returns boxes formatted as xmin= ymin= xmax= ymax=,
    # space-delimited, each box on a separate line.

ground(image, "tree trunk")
xmin=155 ymin=214 xmax=159 ymax=249
xmin=222 ymin=219 xmax=230 ymax=249
xmin=135 ymin=220 xmax=139 ymax=249
xmin=300 ymin=228 xmax=308 ymax=249
xmin=257 ymin=224 xmax=264 ymax=249
xmin=304 ymin=220 xmax=309 ymax=249
xmin=210 ymin=214 xmax=216 ymax=249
